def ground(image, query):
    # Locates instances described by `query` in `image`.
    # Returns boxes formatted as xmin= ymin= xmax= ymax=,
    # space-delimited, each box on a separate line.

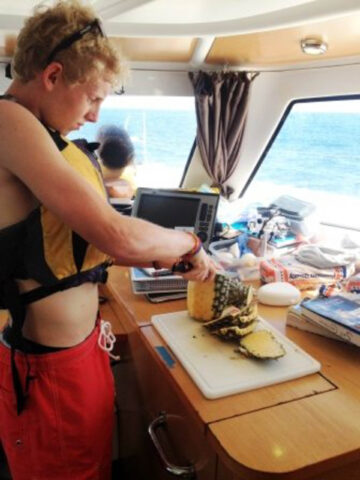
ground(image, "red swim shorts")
xmin=0 ymin=323 xmax=115 ymax=480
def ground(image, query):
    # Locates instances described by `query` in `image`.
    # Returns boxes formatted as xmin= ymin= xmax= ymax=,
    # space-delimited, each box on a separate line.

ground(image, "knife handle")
xmin=172 ymin=261 xmax=193 ymax=273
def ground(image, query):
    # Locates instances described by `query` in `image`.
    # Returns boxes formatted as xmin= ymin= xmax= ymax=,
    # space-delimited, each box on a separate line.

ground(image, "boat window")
xmin=69 ymin=95 xmax=196 ymax=188
xmin=241 ymin=98 xmax=360 ymax=232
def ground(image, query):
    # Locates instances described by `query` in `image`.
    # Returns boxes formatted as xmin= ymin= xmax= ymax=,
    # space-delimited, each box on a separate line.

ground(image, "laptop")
xmin=130 ymin=267 xmax=187 ymax=294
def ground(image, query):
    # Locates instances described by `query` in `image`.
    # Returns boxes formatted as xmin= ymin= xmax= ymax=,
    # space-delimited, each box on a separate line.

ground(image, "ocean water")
xmin=255 ymin=112 xmax=360 ymax=197
xmin=69 ymin=107 xmax=197 ymax=168
xmin=70 ymin=108 xmax=360 ymax=198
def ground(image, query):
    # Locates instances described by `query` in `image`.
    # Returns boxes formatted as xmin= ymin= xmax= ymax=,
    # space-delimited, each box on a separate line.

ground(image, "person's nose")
xmin=85 ymin=104 xmax=100 ymax=123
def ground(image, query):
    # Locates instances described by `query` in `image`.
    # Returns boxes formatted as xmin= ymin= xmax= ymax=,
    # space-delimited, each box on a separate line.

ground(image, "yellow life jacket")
xmin=0 ymin=131 xmax=112 ymax=299
xmin=0 ymin=120 xmax=112 ymax=414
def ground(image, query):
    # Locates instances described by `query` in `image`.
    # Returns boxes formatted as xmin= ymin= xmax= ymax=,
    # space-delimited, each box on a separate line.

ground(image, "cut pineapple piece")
xmin=203 ymin=306 xmax=240 ymax=331
xmin=203 ymin=303 xmax=258 ymax=332
xmin=215 ymin=320 xmax=257 ymax=340
xmin=239 ymin=330 xmax=286 ymax=359
xmin=233 ymin=302 xmax=258 ymax=325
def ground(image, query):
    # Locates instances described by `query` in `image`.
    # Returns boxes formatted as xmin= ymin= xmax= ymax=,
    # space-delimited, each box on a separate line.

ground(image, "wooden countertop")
xmin=105 ymin=266 xmax=360 ymax=479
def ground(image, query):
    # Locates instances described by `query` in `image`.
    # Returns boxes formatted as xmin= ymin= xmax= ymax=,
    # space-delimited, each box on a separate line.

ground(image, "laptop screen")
xmin=135 ymin=193 xmax=200 ymax=229
xmin=131 ymin=188 xmax=219 ymax=249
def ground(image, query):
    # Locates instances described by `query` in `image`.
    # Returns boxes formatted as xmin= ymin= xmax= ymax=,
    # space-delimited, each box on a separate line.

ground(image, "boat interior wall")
xmin=229 ymin=63 xmax=360 ymax=199
xmin=123 ymin=69 xmax=193 ymax=96
xmin=0 ymin=64 xmax=10 ymax=91
xmin=0 ymin=62 xmax=193 ymax=97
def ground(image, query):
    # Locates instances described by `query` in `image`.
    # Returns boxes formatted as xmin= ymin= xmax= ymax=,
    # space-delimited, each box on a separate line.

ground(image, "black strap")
xmin=10 ymin=348 xmax=27 ymax=415
xmin=2 ymin=279 xmax=28 ymax=414
xmin=7 ymin=262 xmax=110 ymax=308
xmin=2 ymin=262 xmax=110 ymax=415
xmin=45 ymin=128 xmax=68 ymax=150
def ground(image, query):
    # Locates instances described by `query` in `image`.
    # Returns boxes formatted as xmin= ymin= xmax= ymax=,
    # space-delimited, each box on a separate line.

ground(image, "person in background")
xmin=97 ymin=124 xmax=137 ymax=198
xmin=0 ymin=1 xmax=217 ymax=479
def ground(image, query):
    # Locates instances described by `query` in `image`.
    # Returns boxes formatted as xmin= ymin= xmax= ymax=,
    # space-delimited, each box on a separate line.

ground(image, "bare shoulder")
xmin=0 ymin=99 xmax=51 ymax=146
xmin=0 ymin=100 xmax=61 ymax=172
xmin=0 ymin=97 xmax=37 ymax=123
xmin=0 ymin=97 xmax=46 ymax=124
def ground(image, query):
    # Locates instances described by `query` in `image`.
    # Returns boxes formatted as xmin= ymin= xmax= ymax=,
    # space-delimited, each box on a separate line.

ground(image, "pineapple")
xmin=239 ymin=330 xmax=286 ymax=359
xmin=187 ymin=274 xmax=230 ymax=321
xmin=187 ymin=274 xmax=253 ymax=322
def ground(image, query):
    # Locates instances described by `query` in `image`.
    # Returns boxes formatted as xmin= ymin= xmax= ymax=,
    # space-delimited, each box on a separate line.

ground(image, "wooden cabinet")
xmin=216 ymin=456 xmax=360 ymax=480
xmin=130 ymin=327 xmax=216 ymax=480
xmin=99 ymin=296 xmax=154 ymax=479
xmin=100 ymin=290 xmax=215 ymax=479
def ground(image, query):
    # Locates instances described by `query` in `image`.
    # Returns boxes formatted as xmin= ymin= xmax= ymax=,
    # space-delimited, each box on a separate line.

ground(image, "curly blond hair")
xmin=12 ymin=0 xmax=124 ymax=86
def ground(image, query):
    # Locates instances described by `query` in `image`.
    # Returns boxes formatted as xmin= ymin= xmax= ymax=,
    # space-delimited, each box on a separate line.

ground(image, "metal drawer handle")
xmin=148 ymin=412 xmax=196 ymax=478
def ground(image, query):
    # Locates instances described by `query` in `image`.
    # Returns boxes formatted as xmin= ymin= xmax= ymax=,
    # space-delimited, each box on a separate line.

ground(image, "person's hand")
xmin=107 ymin=182 xmax=134 ymax=199
xmin=178 ymin=248 xmax=219 ymax=282
xmin=152 ymin=258 xmax=180 ymax=270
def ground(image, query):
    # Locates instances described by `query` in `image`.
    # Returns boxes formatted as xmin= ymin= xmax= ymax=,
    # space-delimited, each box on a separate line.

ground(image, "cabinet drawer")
xmin=130 ymin=327 xmax=216 ymax=480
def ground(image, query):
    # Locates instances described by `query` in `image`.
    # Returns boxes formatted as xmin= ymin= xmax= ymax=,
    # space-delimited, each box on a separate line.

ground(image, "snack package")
xmin=260 ymin=255 xmax=355 ymax=290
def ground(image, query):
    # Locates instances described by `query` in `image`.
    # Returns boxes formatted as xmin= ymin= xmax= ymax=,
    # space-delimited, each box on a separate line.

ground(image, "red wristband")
xmin=185 ymin=232 xmax=202 ymax=256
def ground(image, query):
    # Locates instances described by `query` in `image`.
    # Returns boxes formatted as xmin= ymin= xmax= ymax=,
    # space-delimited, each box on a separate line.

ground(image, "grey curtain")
xmin=189 ymin=71 xmax=255 ymax=198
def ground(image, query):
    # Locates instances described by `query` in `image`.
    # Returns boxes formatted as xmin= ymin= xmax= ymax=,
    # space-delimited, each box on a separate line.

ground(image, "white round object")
xmin=257 ymin=282 xmax=301 ymax=306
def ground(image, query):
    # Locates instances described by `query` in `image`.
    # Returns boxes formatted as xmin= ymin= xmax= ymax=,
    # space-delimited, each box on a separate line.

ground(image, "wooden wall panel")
xmin=111 ymin=37 xmax=197 ymax=62
xmin=207 ymin=13 xmax=360 ymax=66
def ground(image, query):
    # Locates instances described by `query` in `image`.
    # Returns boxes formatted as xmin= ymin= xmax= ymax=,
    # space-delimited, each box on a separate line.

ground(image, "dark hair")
xmin=97 ymin=125 xmax=134 ymax=169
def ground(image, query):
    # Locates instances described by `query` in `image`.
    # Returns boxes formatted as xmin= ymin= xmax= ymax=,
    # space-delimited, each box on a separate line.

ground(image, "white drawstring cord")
xmin=98 ymin=320 xmax=120 ymax=361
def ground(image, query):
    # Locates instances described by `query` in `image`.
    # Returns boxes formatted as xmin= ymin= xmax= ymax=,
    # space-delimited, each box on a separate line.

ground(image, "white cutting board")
xmin=151 ymin=311 xmax=321 ymax=399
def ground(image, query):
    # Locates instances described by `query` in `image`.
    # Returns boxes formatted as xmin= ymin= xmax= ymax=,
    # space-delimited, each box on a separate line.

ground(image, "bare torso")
xmin=0 ymin=159 xmax=99 ymax=347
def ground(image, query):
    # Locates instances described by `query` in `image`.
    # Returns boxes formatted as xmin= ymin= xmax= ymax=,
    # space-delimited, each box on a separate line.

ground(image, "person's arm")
xmin=0 ymin=102 xmax=216 ymax=281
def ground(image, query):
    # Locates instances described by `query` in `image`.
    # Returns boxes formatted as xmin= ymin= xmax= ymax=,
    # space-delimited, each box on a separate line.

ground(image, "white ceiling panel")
xmin=103 ymin=0 xmax=360 ymax=36
xmin=108 ymin=0 xmax=315 ymax=24
xmin=0 ymin=0 xmax=358 ymax=37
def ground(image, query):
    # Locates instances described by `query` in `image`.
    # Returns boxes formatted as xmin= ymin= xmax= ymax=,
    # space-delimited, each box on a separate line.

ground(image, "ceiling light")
xmin=300 ymin=37 xmax=328 ymax=55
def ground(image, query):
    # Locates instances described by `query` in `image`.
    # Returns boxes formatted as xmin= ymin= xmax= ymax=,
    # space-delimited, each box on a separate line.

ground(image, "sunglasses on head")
xmin=47 ymin=18 xmax=125 ymax=95
xmin=46 ymin=18 xmax=104 ymax=64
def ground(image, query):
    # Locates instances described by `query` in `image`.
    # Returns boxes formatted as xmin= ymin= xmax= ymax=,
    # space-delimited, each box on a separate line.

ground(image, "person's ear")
xmin=41 ymin=62 xmax=64 ymax=92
